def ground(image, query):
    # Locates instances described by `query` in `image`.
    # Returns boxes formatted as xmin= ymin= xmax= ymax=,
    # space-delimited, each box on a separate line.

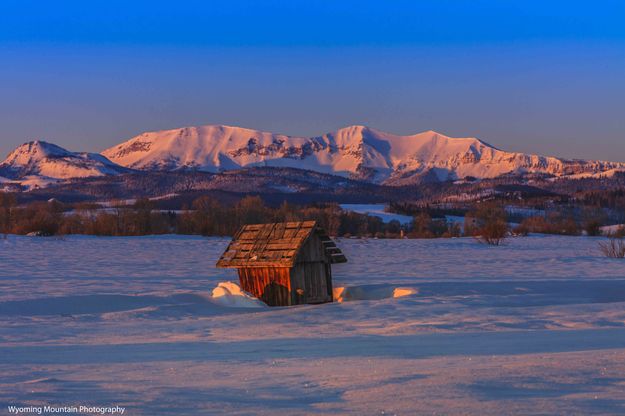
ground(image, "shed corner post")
xmin=325 ymin=263 xmax=334 ymax=302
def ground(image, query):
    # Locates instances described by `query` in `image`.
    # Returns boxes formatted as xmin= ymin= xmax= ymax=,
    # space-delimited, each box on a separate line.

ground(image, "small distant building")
xmin=216 ymin=221 xmax=347 ymax=306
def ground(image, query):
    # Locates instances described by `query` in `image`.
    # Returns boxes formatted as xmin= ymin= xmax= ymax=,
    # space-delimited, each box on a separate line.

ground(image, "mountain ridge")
xmin=2 ymin=125 xmax=625 ymax=190
xmin=101 ymin=124 xmax=625 ymax=184
xmin=0 ymin=140 xmax=129 ymax=189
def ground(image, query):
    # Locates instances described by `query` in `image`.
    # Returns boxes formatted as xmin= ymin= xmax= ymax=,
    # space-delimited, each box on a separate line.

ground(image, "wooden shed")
xmin=216 ymin=221 xmax=347 ymax=306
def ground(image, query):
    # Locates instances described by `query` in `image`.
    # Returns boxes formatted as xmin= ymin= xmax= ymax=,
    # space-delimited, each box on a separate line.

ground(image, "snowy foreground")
xmin=2 ymin=235 xmax=625 ymax=415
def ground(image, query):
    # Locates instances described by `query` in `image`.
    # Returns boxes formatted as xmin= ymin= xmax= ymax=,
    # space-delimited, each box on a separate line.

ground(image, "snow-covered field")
xmin=2 ymin=235 xmax=625 ymax=415
xmin=339 ymin=204 xmax=413 ymax=224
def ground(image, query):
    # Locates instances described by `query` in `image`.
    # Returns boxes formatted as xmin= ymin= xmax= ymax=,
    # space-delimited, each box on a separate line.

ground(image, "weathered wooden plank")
xmin=241 ymin=224 xmax=265 ymax=231
xmin=230 ymin=241 xmax=266 ymax=248
xmin=284 ymin=221 xmax=308 ymax=228
xmin=325 ymin=263 xmax=333 ymax=301
xmin=237 ymin=266 xmax=293 ymax=306
xmin=296 ymin=229 xmax=310 ymax=238
xmin=221 ymin=260 xmax=294 ymax=268
xmin=282 ymin=229 xmax=298 ymax=238
xmin=239 ymin=261 xmax=333 ymax=305
xmin=237 ymin=237 xmax=300 ymax=246
xmin=270 ymin=223 xmax=286 ymax=239
xmin=237 ymin=231 xmax=261 ymax=240
xmin=263 ymin=242 xmax=301 ymax=250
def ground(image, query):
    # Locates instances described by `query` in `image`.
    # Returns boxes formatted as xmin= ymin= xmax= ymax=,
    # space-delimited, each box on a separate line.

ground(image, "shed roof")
xmin=216 ymin=221 xmax=347 ymax=268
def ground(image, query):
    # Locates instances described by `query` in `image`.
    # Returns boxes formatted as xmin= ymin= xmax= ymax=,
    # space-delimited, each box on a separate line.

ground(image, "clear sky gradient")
xmin=1 ymin=0 xmax=624 ymax=161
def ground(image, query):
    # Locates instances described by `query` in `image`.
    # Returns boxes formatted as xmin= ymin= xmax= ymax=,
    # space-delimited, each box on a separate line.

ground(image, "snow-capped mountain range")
xmin=2 ymin=124 xmax=624 ymax=189
xmin=0 ymin=141 xmax=129 ymax=189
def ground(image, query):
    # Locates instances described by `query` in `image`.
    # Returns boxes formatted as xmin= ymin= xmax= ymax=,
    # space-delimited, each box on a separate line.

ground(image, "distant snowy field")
xmin=339 ymin=204 xmax=413 ymax=224
xmin=2 ymin=235 xmax=625 ymax=415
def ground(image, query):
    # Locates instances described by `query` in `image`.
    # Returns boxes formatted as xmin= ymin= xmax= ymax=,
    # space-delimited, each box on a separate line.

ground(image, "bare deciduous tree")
xmin=599 ymin=238 xmax=625 ymax=259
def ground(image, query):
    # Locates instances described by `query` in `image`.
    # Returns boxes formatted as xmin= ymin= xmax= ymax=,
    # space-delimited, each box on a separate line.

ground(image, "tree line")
xmin=0 ymin=194 xmax=403 ymax=238
xmin=1 ymin=193 xmax=621 ymax=240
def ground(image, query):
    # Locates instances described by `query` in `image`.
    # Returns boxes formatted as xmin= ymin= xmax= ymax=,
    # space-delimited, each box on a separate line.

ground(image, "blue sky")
xmin=1 ymin=0 xmax=624 ymax=160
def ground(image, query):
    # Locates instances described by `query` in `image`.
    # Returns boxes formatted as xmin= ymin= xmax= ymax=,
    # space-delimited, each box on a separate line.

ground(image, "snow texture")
xmin=211 ymin=281 xmax=267 ymax=308
xmin=2 ymin=234 xmax=625 ymax=415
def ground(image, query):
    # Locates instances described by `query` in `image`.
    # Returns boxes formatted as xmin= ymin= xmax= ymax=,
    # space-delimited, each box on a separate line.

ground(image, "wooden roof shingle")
xmin=216 ymin=221 xmax=347 ymax=268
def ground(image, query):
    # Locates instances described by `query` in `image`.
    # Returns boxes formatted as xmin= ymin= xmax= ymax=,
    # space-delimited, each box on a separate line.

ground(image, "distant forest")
xmin=1 ymin=191 xmax=623 ymax=239
xmin=1 ymin=194 xmax=405 ymax=238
